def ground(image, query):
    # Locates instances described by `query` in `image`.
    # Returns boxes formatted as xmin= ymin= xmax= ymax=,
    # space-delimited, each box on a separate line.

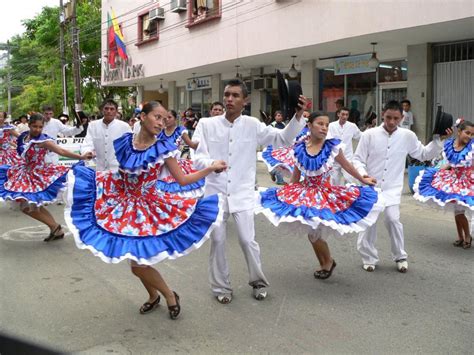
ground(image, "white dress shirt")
xmin=80 ymin=118 xmax=131 ymax=171
xmin=399 ymin=111 xmax=414 ymax=129
xmin=43 ymin=118 xmax=83 ymax=164
xmin=327 ymin=120 xmax=361 ymax=161
xmin=193 ymin=114 xmax=306 ymax=213
xmin=352 ymin=125 xmax=443 ymax=206
xmin=16 ymin=123 xmax=29 ymax=134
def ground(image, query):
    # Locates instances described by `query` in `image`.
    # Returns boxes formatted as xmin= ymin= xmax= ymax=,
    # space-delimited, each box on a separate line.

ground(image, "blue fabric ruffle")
xmin=295 ymin=126 xmax=309 ymax=142
xmin=293 ymin=138 xmax=341 ymax=172
xmin=17 ymin=132 xmax=54 ymax=156
xmin=156 ymin=178 xmax=205 ymax=193
xmin=0 ymin=163 xmax=74 ymax=205
xmin=259 ymin=185 xmax=379 ymax=225
xmin=158 ymin=126 xmax=186 ymax=146
xmin=114 ymin=133 xmax=178 ymax=172
xmin=68 ymin=165 xmax=221 ymax=262
xmin=444 ymin=138 xmax=473 ymax=165
xmin=415 ymin=167 xmax=474 ymax=207
xmin=262 ymin=146 xmax=282 ymax=169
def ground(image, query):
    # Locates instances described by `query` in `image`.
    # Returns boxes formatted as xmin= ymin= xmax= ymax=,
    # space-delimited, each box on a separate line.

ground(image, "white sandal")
xmin=396 ymin=260 xmax=408 ymax=273
xmin=363 ymin=264 xmax=375 ymax=272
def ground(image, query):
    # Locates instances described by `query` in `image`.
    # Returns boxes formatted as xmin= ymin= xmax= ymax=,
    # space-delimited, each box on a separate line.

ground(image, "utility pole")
xmin=70 ymin=0 xmax=82 ymax=112
xmin=59 ymin=0 xmax=68 ymax=115
xmin=6 ymin=41 xmax=11 ymax=117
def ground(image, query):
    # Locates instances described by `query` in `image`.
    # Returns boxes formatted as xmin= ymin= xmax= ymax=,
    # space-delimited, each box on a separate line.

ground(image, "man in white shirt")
xmin=193 ymin=79 xmax=307 ymax=304
xmin=399 ymin=99 xmax=414 ymax=130
xmin=81 ymin=99 xmax=131 ymax=172
xmin=16 ymin=115 xmax=29 ymax=134
xmin=352 ymin=100 xmax=447 ymax=273
xmin=327 ymin=107 xmax=361 ymax=185
xmin=42 ymin=105 xmax=83 ymax=164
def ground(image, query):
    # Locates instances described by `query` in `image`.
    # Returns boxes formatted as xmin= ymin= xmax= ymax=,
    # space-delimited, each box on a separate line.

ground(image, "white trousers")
xmin=330 ymin=164 xmax=355 ymax=185
xmin=209 ymin=209 xmax=269 ymax=296
xmin=357 ymin=204 xmax=407 ymax=265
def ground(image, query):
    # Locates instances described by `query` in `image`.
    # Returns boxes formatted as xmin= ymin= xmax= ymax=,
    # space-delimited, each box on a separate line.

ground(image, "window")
xmin=187 ymin=0 xmax=221 ymax=28
xmin=136 ymin=7 xmax=160 ymax=46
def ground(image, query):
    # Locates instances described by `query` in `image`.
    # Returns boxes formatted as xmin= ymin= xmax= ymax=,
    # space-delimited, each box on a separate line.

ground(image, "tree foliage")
xmin=1 ymin=0 xmax=130 ymax=119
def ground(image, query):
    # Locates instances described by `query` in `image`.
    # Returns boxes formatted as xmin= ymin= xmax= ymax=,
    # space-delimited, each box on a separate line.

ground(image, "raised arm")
xmin=57 ymin=120 xmax=83 ymax=137
xmin=41 ymin=140 xmax=93 ymax=160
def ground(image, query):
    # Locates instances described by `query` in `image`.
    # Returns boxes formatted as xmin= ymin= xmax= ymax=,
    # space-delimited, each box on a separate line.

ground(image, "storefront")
xmin=318 ymin=54 xmax=408 ymax=126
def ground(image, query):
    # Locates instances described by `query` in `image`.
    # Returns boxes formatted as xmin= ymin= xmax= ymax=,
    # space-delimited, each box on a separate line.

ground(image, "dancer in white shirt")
xmin=80 ymin=99 xmax=131 ymax=171
xmin=42 ymin=105 xmax=83 ymax=164
xmin=193 ymin=78 xmax=307 ymax=303
xmin=353 ymin=100 xmax=450 ymax=273
xmin=328 ymin=107 xmax=361 ymax=185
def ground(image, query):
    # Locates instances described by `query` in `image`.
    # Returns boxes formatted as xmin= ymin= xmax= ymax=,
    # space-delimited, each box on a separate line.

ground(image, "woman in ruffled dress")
xmin=0 ymin=111 xmax=21 ymax=166
xmin=65 ymin=101 xmax=226 ymax=319
xmin=155 ymin=109 xmax=205 ymax=198
xmin=256 ymin=112 xmax=383 ymax=279
xmin=413 ymin=119 xmax=473 ymax=249
xmin=0 ymin=113 xmax=92 ymax=241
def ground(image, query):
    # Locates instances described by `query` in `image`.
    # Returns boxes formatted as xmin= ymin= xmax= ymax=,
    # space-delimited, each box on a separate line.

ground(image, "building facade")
xmin=101 ymin=0 xmax=474 ymax=141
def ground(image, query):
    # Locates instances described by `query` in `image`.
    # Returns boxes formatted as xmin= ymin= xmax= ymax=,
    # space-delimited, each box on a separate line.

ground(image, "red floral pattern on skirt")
xmin=430 ymin=167 xmax=473 ymax=196
xmin=276 ymin=173 xmax=361 ymax=213
xmin=94 ymin=165 xmax=198 ymax=236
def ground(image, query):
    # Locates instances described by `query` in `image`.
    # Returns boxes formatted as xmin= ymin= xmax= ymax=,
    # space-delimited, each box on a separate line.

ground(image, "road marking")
xmin=0 ymin=225 xmax=71 ymax=242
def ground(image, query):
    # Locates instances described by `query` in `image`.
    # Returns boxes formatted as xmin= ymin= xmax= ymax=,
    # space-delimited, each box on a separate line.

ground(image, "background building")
xmin=102 ymin=0 xmax=474 ymax=141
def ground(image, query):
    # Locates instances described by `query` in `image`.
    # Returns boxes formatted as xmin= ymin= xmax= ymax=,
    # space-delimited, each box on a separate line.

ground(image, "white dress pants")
xmin=209 ymin=209 xmax=269 ymax=296
xmin=357 ymin=204 xmax=407 ymax=265
xmin=330 ymin=164 xmax=355 ymax=185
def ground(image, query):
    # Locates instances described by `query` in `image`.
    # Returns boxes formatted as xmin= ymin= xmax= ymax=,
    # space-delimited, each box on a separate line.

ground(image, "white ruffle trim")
xmin=64 ymin=169 xmax=224 ymax=265
xmin=254 ymin=187 xmax=385 ymax=236
xmin=412 ymin=171 xmax=474 ymax=211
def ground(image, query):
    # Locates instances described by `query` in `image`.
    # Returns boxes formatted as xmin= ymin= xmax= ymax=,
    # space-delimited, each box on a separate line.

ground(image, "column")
xmin=407 ymin=43 xmax=432 ymax=143
xmin=301 ymin=60 xmax=318 ymax=111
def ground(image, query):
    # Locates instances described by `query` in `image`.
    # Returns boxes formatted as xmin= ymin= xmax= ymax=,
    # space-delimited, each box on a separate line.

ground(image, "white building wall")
xmin=102 ymin=0 xmax=474 ymax=85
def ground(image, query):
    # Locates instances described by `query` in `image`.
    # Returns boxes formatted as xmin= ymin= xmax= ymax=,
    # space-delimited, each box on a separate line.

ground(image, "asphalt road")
xmin=0 ymin=163 xmax=472 ymax=354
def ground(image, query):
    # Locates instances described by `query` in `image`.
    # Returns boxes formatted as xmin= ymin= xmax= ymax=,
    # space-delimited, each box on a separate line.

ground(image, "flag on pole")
xmin=110 ymin=8 xmax=128 ymax=61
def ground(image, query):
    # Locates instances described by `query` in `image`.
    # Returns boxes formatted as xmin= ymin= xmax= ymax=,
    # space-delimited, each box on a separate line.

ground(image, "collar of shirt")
xmin=220 ymin=114 xmax=242 ymax=127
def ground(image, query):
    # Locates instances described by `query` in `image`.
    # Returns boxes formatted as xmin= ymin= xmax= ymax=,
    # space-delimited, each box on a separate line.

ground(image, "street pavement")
xmin=0 ymin=162 xmax=472 ymax=354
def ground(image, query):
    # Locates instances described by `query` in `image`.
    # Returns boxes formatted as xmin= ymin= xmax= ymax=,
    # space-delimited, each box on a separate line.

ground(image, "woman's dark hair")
xmin=307 ymin=111 xmax=329 ymax=124
xmin=141 ymin=101 xmax=162 ymax=115
xmin=458 ymin=120 xmax=473 ymax=131
xmin=29 ymin=113 xmax=45 ymax=124
xmin=169 ymin=109 xmax=178 ymax=119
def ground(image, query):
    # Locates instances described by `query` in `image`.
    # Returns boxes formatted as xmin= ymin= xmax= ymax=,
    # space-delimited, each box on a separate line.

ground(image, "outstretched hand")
xmin=212 ymin=160 xmax=227 ymax=173
xmin=362 ymin=175 xmax=377 ymax=186
xmin=81 ymin=152 xmax=95 ymax=160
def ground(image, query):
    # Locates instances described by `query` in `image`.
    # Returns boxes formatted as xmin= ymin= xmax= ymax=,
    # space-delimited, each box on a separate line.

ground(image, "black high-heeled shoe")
xmin=44 ymin=225 xmax=64 ymax=242
xmin=168 ymin=291 xmax=181 ymax=320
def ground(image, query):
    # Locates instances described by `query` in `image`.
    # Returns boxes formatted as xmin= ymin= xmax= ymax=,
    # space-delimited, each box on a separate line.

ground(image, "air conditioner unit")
xmin=170 ymin=0 xmax=187 ymax=13
xmin=266 ymin=77 xmax=277 ymax=89
xmin=253 ymin=78 xmax=265 ymax=90
xmin=149 ymin=7 xmax=165 ymax=21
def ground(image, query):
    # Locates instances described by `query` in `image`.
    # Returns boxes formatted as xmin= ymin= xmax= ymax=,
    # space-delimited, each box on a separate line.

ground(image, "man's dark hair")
xmin=401 ymin=99 xmax=411 ymax=106
xmin=225 ymin=78 xmax=248 ymax=98
xmin=383 ymin=100 xmax=403 ymax=114
xmin=42 ymin=105 xmax=54 ymax=112
xmin=210 ymin=101 xmax=224 ymax=110
xmin=100 ymin=98 xmax=119 ymax=110
xmin=338 ymin=106 xmax=350 ymax=114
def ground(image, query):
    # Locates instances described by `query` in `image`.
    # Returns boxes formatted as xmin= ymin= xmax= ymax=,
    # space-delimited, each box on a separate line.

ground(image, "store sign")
xmin=186 ymin=76 xmax=212 ymax=90
xmin=56 ymin=137 xmax=95 ymax=168
xmin=334 ymin=54 xmax=375 ymax=76
xmin=103 ymin=57 xmax=145 ymax=83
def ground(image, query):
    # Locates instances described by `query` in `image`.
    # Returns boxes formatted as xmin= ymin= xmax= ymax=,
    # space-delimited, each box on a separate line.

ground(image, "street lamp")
xmin=288 ymin=55 xmax=298 ymax=78
xmin=368 ymin=42 xmax=379 ymax=69
xmin=190 ymin=73 xmax=197 ymax=90
xmin=158 ymin=78 xmax=165 ymax=94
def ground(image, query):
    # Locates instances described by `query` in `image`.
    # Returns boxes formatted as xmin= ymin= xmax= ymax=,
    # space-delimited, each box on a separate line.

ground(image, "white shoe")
xmin=396 ymin=260 xmax=408 ymax=273
xmin=252 ymin=285 xmax=267 ymax=300
xmin=363 ymin=264 xmax=375 ymax=272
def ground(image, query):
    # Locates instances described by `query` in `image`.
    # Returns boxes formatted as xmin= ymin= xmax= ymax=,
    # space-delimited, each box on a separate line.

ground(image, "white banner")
xmin=56 ymin=137 xmax=95 ymax=168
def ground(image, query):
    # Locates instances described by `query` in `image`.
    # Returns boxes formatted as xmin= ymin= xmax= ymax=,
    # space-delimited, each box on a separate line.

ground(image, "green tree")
xmin=1 ymin=0 xmax=131 ymax=119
